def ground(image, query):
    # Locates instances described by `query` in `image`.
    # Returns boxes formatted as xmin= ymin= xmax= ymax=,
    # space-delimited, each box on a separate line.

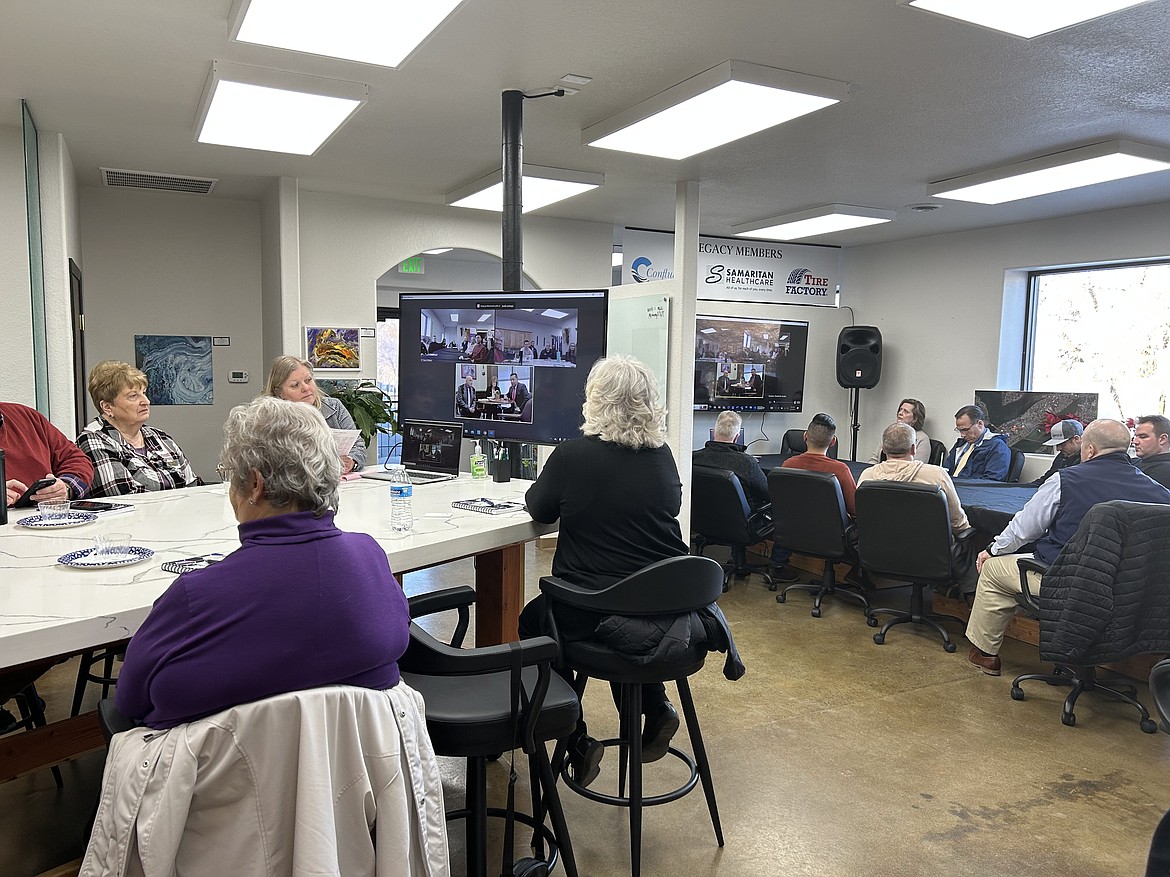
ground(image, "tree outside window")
xmin=1029 ymin=262 xmax=1170 ymax=421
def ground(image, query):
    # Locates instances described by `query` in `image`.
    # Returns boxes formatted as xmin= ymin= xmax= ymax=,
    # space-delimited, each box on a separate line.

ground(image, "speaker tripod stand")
xmin=848 ymin=386 xmax=862 ymax=461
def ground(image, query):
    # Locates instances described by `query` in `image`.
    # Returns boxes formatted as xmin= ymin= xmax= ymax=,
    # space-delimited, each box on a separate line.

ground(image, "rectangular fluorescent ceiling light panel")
xmin=196 ymin=61 xmax=366 ymax=155
xmin=905 ymin=0 xmax=1156 ymax=39
xmin=449 ymin=314 xmax=459 ymax=322
xmin=231 ymin=0 xmax=464 ymax=68
xmin=700 ymin=327 xmax=717 ymax=334
xmin=930 ymin=140 xmax=1170 ymax=204
xmin=425 ymin=248 xmax=453 ymax=255
xmin=583 ymin=61 xmax=847 ymax=160
xmin=448 ymin=166 xmax=603 ymax=212
xmin=732 ymin=204 xmax=895 ymax=241
xmin=541 ymin=309 xmax=569 ymax=320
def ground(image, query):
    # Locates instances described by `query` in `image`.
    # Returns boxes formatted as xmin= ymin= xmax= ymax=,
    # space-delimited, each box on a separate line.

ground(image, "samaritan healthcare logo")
xmin=705 ymin=264 xmax=774 ymax=291
xmin=630 ymin=256 xmax=673 ymax=283
xmin=785 ymin=267 xmax=831 ymax=297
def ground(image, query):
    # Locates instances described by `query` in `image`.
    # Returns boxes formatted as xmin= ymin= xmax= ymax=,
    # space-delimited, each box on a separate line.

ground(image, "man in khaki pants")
xmin=966 ymin=419 xmax=1170 ymax=675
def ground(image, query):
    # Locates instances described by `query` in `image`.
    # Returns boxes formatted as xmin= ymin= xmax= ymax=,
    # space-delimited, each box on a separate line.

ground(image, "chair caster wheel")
xmin=776 ymin=594 xmax=786 ymax=603
xmin=811 ymin=607 xmax=821 ymax=618
xmin=866 ymin=615 xmax=878 ymax=628
xmin=943 ymin=641 xmax=957 ymax=653
xmin=872 ymin=633 xmax=885 ymax=645
xmin=768 ymin=582 xmax=778 ymax=592
xmin=1010 ymin=687 xmax=1025 ymax=701
xmin=722 ymin=583 xmax=729 ymax=593
xmin=1061 ymin=712 xmax=1076 ymax=727
xmin=1141 ymin=719 xmax=1158 ymax=734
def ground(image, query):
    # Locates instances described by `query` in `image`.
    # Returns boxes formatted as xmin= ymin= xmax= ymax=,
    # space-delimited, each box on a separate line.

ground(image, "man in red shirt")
xmin=769 ymin=412 xmax=856 ymax=576
xmin=2 ymin=401 xmax=94 ymax=507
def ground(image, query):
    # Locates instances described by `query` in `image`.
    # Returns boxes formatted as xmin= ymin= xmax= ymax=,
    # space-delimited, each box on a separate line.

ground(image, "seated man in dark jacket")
xmin=1030 ymin=418 xmax=1082 ymax=487
xmin=965 ymin=419 xmax=1170 ymax=676
xmin=693 ymin=410 xmax=767 ymax=507
xmin=944 ymin=404 xmax=1012 ymax=481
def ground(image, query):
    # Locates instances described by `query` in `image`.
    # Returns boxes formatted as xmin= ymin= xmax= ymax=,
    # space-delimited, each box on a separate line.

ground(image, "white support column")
xmin=672 ymin=180 xmax=700 ymax=535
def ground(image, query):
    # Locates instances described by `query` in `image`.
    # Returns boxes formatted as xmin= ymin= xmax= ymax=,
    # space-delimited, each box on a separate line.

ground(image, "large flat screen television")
xmin=398 ymin=289 xmax=608 ymax=445
xmin=694 ymin=315 xmax=809 ymax=413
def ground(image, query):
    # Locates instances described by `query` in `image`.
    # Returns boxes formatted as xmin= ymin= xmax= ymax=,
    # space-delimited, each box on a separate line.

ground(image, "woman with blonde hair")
xmin=518 ymin=354 xmax=689 ymax=787
xmin=264 ymin=355 xmax=366 ymax=473
xmin=77 ymin=360 xmax=199 ymax=496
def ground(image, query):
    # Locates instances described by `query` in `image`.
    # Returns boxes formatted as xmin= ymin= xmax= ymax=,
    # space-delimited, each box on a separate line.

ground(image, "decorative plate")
xmin=57 ymin=546 xmax=154 ymax=569
xmin=17 ymin=512 xmax=99 ymax=529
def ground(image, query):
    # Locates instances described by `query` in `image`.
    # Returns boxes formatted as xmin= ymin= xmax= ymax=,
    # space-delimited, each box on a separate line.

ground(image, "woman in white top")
xmin=868 ymin=398 xmax=931 ymax=464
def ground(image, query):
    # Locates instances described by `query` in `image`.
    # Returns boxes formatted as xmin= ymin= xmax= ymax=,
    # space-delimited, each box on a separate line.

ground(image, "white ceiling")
xmin=4 ymin=0 xmax=1170 ymax=247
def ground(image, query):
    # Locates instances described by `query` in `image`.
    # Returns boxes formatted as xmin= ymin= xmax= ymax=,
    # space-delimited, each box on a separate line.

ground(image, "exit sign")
xmin=399 ymin=256 xmax=424 ymax=274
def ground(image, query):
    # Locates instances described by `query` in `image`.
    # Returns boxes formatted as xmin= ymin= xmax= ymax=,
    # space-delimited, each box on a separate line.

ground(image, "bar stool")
xmin=540 ymin=556 xmax=726 ymax=877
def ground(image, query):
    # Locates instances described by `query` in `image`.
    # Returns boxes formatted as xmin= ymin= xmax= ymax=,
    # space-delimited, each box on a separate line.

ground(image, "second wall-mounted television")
xmin=398 ymin=289 xmax=608 ymax=445
xmin=694 ymin=314 xmax=809 ymax=413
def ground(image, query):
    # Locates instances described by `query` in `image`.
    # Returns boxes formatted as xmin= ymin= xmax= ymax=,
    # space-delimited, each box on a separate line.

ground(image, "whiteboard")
xmin=606 ymin=293 xmax=670 ymax=393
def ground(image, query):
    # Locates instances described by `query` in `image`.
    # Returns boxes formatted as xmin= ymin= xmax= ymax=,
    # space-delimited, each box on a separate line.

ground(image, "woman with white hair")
xmin=115 ymin=396 xmax=410 ymax=729
xmin=264 ymin=355 xmax=366 ymax=473
xmin=519 ymin=355 xmax=689 ymax=787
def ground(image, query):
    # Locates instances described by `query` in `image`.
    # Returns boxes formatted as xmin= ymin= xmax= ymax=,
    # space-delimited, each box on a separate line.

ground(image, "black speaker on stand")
xmin=836 ymin=326 xmax=883 ymax=461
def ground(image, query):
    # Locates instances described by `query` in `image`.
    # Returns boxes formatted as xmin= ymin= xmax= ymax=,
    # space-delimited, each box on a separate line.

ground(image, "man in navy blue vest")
xmin=966 ymin=419 xmax=1170 ymax=676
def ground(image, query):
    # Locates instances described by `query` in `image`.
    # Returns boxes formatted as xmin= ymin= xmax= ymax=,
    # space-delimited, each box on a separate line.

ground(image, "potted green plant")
xmin=320 ymin=380 xmax=398 ymax=448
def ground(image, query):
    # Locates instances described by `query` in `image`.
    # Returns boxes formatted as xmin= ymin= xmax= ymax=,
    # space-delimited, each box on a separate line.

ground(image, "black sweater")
xmin=525 ymin=435 xmax=688 ymax=590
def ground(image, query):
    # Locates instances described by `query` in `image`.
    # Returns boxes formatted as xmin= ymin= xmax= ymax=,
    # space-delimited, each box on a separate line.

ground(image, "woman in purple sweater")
xmin=116 ymin=396 xmax=410 ymax=730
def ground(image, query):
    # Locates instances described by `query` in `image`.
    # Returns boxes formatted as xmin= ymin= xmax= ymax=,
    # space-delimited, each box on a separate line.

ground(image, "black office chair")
xmin=540 ymin=556 xmax=725 ymax=877
xmin=854 ymin=481 xmax=972 ymax=651
xmin=769 ymin=467 xmax=868 ymax=617
xmin=691 ymin=465 xmax=774 ymax=591
xmin=400 ymin=587 xmax=581 ymax=877
xmin=1010 ymin=556 xmax=1157 ymax=733
xmin=780 ymin=429 xmax=838 ymax=459
xmin=928 ymin=440 xmax=947 ymax=466
xmin=1007 ymin=447 xmax=1026 ymax=482
xmin=1143 ymin=661 xmax=1170 ymax=875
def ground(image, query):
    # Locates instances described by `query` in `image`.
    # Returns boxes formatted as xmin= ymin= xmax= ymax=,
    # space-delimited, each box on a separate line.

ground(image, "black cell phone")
xmin=13 ymin=477 xmax=58 ymax=508
xmin=70 ymin=500 xmax=121 ymax=512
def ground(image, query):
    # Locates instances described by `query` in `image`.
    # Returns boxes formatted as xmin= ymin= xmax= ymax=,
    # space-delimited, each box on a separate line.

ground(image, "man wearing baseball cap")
xmin=1029 ymin=419 xmax=1083 ymax=487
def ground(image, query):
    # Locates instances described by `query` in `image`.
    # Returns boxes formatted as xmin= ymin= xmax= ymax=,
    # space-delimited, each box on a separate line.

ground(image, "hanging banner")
xmin=622 ymin=227 xmax=841 ymax=307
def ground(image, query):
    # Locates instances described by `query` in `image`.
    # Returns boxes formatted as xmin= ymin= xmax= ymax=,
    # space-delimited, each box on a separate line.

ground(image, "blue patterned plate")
xmin=17 ymin=512 xmax=99 ymax=529
xmin=57 ymin=546 xmax=154 ymax=569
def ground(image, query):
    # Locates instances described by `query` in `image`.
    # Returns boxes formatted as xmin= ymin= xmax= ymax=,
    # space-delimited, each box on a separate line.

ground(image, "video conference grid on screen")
xmin=694 ymin=315 xmax=809 ymax=413
xmin=398 ymin=290 xmax=608 ymax=445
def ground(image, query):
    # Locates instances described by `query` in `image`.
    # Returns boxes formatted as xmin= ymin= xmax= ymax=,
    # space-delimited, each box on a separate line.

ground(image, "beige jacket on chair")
xmin=80 ymin=683 xmax=449 ymax=877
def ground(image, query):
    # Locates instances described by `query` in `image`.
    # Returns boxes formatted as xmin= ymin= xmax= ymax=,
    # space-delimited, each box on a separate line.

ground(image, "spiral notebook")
xmin=451 ymin=498 xmax=526 ymax=515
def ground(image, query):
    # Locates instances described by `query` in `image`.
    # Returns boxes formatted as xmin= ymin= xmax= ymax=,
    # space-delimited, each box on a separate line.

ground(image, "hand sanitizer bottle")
xmin=470 ymin=440 xmax=488 ymax=480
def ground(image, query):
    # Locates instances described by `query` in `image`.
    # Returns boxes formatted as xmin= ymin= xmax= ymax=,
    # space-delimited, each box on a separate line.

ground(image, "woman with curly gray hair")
xmin=115 ymin=396 xmax=410 ymax=729
xmin=519 ymin=355 xmax=688 ymax=787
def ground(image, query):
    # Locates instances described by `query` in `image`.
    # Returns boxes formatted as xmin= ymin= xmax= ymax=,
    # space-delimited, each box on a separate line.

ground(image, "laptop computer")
xmin=362 ymin=419 xmax=464 ymax=485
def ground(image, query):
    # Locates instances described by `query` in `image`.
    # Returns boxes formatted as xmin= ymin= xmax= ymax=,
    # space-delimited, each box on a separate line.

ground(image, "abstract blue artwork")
xmin=134 ymin=335 xmax=213 ymax=405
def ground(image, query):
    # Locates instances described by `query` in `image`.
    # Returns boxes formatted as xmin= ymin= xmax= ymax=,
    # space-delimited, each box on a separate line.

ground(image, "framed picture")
xmin=460 ymin=364 xmax=477 ymax=379
xmin=305 ymin=327 xmax=361 ymax=371
xmin=975 ymin=390 xmax=1098 ymax=454
xmin=134 ymin=335 xmax=213 ymax=405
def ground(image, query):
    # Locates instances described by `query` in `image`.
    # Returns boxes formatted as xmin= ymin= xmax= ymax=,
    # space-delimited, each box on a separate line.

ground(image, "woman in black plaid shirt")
xmin=77 ymin=361 xmax=199 ymax=496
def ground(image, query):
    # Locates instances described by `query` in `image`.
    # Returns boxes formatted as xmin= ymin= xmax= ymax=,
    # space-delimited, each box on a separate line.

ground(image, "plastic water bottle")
xmin=389 ymin=466 xmax=414 ymax=533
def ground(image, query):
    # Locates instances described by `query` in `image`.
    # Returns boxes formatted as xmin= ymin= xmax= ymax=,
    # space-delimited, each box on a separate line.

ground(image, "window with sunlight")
xmin=1028 ymin=262 xmax=1170 ymax=421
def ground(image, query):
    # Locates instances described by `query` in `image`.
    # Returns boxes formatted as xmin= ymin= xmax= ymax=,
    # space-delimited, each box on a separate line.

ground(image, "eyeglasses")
xmin=954 ymin=422 xmax=982 ymax=435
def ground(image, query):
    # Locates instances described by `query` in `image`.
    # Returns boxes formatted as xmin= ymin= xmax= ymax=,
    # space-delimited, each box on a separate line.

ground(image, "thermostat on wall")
xmin=228 ymin=370 xmax=249 ymax=383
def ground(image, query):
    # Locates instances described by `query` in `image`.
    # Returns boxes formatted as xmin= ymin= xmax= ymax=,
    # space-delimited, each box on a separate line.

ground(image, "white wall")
xmin=843 ymin=199 xmax=1170 ymax=465
xmin=79 ymin=187 xmax=265 ymax=479
xmin=38 ymin=132 xmax=82 ymax=432
xmin=298 ymin=191 xmax=613 ymax=379
xmin=0 ymin=125 xmax=34 ymax=404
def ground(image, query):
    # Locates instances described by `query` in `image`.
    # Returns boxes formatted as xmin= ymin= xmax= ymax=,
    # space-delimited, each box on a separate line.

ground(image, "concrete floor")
xmin=7 ymin=543 xmax=1170 ymax=877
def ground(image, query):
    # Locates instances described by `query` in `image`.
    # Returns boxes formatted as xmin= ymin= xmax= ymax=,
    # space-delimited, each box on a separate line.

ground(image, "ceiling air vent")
xmin=101 ymin=167 xmax=217 ymax=195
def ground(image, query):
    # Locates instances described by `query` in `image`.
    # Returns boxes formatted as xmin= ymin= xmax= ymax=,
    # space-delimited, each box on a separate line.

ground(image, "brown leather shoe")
xmin=968 ymin=647 xmax=1001 ymax=676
